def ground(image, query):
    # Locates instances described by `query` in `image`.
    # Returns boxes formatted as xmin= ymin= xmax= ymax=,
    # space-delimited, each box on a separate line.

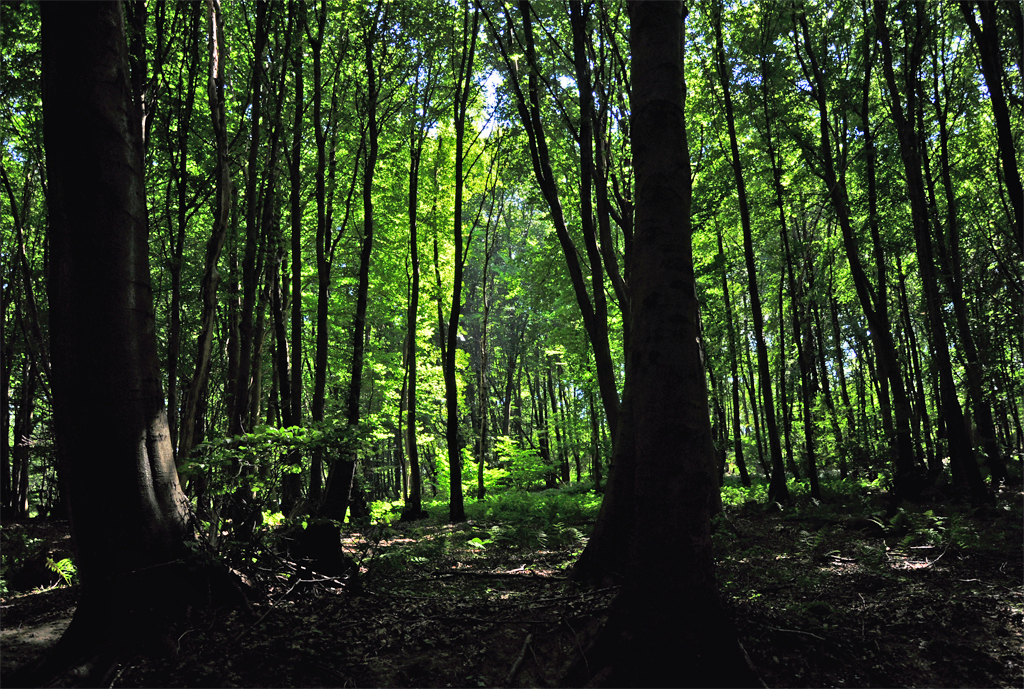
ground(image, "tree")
xmin=19 ymin=3 xmax=198 ymax=683
xmin=176 ymin=0 xmax=232 ymax=485
xmin=400 ymin=31 xmax=440 ymax=522
xmin=960 ymin=0 xmax=1022 ymax=251
xmin=874 ymin=0 xmax=989 ymax=505
xmin=567 ymin=3 xmax=760 ymax=685
xmin=792 ymin=2 xmax=921 ymax=501
xmin=713 ymin=0 xmax=789 ymax=503
xmin=442 ymin=0 xmax=482 ymax=523
xmin=321 ymin=0 xmax=389 ymax=522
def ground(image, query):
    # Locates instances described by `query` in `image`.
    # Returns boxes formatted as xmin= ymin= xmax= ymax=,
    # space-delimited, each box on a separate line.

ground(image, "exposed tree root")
xmin=561 ymin=589 xmax=766 ymax=688
xmin=7 ymin=561 xmax=255 ymax=688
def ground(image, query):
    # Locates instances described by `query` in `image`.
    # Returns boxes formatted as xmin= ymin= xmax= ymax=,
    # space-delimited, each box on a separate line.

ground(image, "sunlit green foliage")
xmin=2 ymin=0 xmax=1020 ymax=534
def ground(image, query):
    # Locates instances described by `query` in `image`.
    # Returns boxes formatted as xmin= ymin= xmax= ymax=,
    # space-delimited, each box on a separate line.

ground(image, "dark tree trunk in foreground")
xmin=567 ymin=3 xmax=761 ymax=686
xmin=21 ymin=4 xmax=198 ymax=683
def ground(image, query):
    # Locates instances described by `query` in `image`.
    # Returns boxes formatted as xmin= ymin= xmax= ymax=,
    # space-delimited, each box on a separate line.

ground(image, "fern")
xmin=46 ymin=557 xmax=77 ymax=587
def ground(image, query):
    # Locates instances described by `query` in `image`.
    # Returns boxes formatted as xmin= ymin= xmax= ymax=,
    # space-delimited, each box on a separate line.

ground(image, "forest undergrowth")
xmin=2 ymin=478 xmax=1022 ymax=688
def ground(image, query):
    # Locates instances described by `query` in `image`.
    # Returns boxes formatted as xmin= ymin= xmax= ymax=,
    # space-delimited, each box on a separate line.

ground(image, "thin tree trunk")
xmin=776 ymin=278 xmax=796 ymax=478
xmin=875 ymin=0 xmax=989 ymax=504
xmin=230 ymin=1 xmax=269 ymax=438
xmin=929 ymin=42 xmax=1007 ymax=484
xmin=587 ymin=389 xmax=603 ymax=490
xmin=716 ymin=223 xmax=750 ymax=487
xmin=286 ymin=0 xmax=304 ymax=513
xmin=12 ymin=356 xmax=36 ymax=518
xmin=960 ymin=1 xmax=1023 ymax=250
xmin=715 ymin=0 xmax=788 ymax=502
xmin=165 ymin=4 xmax=201 ymax=459
xmin=177 ymin=0 xmax=232 ymax=470
xmin=443 ymin=2 xmax=481 ymax=522
xmin=401 ymin=63 xmax=434 ymax=521
xmin=0 ymin=297 xmax=11 ymax=517
xmin=323 ymin=3 xmax=386 ymax=523
xmin=797 ymin=7 xmax=919 ymax=500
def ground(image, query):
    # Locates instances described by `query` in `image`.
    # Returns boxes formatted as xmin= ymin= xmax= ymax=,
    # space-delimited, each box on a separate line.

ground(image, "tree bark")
xmin=401 ymin=77 xmax=431 ymax=521
xmin=567 ymin=4 xmax=761 ymax=685
xmin=284 ymin=0 xmax=305 ymax=514
xmin=27 ymin=4 xmax=198 ymax=682
xmin=443 ymin=2 xmax=481 ymax=523
xmin=164 ymin=3 xmax=201 ymax=461
xmin=321 ymin=1 xmax=386 ymax=522
xmin=230 ymin=1 xmax=269 ymax=438
xmin=0 ymin=294 xmax=11 ymax=517
xmin=929 ymin=41 xmax=1007 ymax=485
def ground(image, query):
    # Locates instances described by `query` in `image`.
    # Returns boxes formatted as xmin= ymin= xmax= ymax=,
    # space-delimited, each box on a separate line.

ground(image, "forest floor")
xmin=2 ymin=485 xmax=1022 ymax=688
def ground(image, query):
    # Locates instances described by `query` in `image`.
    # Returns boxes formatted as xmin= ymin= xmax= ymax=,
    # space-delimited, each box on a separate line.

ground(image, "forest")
xmin=1 ymin=0 xmax=1021 ymax=686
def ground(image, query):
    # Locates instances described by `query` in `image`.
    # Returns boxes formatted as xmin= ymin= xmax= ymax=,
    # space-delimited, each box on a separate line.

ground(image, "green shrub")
xmin=368 ymin=499 xmax=405 ymax=525
xmin=719 ymin=478 xmax=767 ymax=506
xmin=493 ymin=436 xmax=553 ymax=490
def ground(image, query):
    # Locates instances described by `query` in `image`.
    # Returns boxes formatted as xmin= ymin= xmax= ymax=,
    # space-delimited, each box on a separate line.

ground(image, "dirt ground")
xmin=2 ymin=491 xmax=1021 ymax=688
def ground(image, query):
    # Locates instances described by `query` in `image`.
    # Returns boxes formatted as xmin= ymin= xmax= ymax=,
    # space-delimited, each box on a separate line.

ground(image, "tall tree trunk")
xmin=31 ymin=4 xmax=198 ymax=681
xmin=759 ymin=46 xmax=818 ymax=491
xmin=795 ymin=225 xmax=821 ymax=499
xmin=308 ymin=0 xmax=337 ymax=509
xmin=401 ymin=63 xmax=435 ymax=521
xmin=285 ymin=0 xmax=305 ymax=514
xmin=827 ymin=285 xmax=855 ymax=480
xmin=960 ymin=1 xmax=1023 ymax=250
xmin=443 ymin=2 xmax=481 ymax=523
xmin=796 ymin=7 xmax=920 ymax=500
xmin=929 ymin=42 xmax=1007 ymax=484
xmin=714 ymin=0 xmax=788 ymax=502
xmin=874 ymin=0 xmax=989 ymax=505
xmin=776 ymin=281 xmax=797 ymax=480
xmin=476 ymin=199 xmax=499 ymax=500
xmin=716 ymin=223 xmax=750 ymax=487
xmin=177 ymin=0 xmax=232 ymax=471
xmin=483 ymin=0 xmax=630 ymax=580
xmin=896 ymin=260 xmax=939 ymax=475
xmin=164 ymin=4 xmax=201 ymax=460
xmin=482 ymin=0 xmax=621 ymax=439
xmin=270 ymin=229 xmax=298 ymax=512
xmin=567 ymin=4 xmax=760 ymax=684
xmin=322 ymin=4 xmax=385 ymax=523
xmin=230 ymin=1 xmax=269 ymax=438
